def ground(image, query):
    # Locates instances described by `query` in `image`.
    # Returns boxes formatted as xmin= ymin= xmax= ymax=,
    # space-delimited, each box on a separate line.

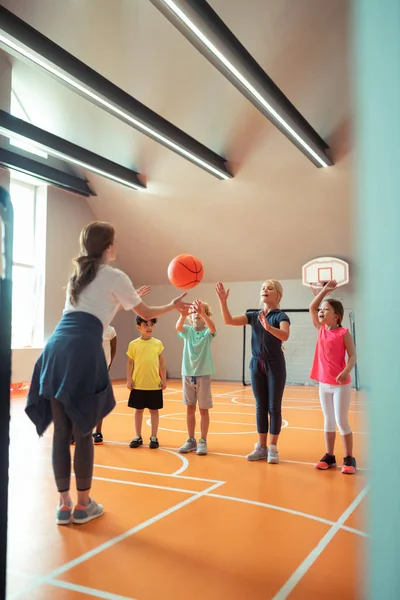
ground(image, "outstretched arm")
xmin=215 ymin=282 xmax=248 ymax=326
xmin=133 ymin=293 xmax=191 ymax=320
xmin=309 ymin=280 xmax=338 ymax=329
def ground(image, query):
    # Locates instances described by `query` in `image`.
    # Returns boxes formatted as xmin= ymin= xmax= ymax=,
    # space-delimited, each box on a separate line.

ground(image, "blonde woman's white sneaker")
xmin=247 ymin=443 xmax=268 ymax=461
xmin=268 ymin=445 xmax=279 ymax=464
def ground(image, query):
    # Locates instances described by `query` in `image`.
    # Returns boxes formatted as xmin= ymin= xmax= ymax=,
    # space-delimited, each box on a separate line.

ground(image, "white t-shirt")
xmin=64 ymin=264 xmax=141 ymax=329
xmin=103 ymin=325 xmax=117 ymax=367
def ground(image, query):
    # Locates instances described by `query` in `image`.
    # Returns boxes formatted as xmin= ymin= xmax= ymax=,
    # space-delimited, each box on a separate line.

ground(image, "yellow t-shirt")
xmin=126 ymin=337 xmax=164 ymax=390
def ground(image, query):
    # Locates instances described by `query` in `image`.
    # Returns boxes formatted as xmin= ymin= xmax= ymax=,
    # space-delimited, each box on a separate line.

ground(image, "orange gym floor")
xmin=6 ymin=381 xmax=368 ymax=600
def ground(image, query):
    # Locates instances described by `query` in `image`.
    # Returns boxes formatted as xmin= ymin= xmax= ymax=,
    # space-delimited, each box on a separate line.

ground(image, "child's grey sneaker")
xmin=196 ymin=438 xmax=208 ymax=455
xmin=73 ymin=499 xmax=104 ymax=524
xmin=246 ymin=443 xmax=268 ymax=461
xmin=178 ymin=438 xmax=197 ymax=453
xmin=56 ymin=500 xmax=73 ymax=525
xmin=267 ymin=444 xmax=279 ymax=464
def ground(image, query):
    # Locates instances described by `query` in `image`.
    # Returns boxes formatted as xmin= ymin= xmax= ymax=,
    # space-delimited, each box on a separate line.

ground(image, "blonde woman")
xmin=176 ymin=299 xmax=217 ymax=456
xmin=216 ymin=280 xmax=290 ymax=463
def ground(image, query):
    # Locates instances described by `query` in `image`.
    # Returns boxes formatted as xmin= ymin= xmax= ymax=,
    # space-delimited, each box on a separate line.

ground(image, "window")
xmin=10 ymin=179 xmax=46 ymax=348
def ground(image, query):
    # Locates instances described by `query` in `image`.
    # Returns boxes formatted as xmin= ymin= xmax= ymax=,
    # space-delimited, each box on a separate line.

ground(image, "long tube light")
xmin=0 ymin=7 xmax=231 ymax=180
xmin=0 ymin=110 xmax=145 ymax=191
xmin=0 ymin=148 xmax=94 ymax=197
xmin=150 ymin=0 xmax=332 ymax=169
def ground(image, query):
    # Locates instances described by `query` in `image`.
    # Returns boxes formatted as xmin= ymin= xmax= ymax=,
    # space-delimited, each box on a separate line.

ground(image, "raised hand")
xmin=215 ymin=282 xmax=230 ymax=302
xmin=324 ymin=280 xmax=338 ymax=292
xmin=179 ymin=305 xmax=190 ymax=317
xmin=137 ymin=285 xmax=151 ymax=298
xmin=172 ymin=292 xmax=191 ymax=312
xmin=192 ymin=299 xmax=206 ymax=317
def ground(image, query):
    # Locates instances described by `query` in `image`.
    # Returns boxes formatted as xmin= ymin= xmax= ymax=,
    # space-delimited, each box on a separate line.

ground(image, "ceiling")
xmin=1 ymin=0 xmax=352 ymax=284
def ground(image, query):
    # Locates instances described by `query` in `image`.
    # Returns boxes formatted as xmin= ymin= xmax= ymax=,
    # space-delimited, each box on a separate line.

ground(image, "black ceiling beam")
xmin=149 ymin=0 xmax=332 ymax=168
xmin=0 ymin=148 xmax=94 ymax=197
xmin=0 ymin=109 xmax=145 ymax=190
xmin=0 ymin=5 xmax=232 ymax=180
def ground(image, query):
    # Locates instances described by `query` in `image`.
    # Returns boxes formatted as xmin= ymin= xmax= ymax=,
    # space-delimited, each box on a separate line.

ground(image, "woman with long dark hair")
xmin=26 ymin=221 xmax=189 ymax=525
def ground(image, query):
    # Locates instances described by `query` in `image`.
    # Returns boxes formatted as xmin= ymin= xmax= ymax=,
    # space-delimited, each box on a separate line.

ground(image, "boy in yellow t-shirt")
xmin=126 ymin=316 xmax=166 ymax=449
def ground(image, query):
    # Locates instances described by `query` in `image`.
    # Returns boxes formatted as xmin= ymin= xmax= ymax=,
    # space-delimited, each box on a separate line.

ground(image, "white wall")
xmin=109 ymin=278 xmax=358 ymax=382
xmin=44 ymin=187 xmax=96 ymax=337
xmin=11 ymin=187 xmax=96 ymax=382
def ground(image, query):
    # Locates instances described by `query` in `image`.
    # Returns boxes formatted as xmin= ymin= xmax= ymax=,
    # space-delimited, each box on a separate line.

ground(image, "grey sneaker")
xmin=196 ymin=438 xmax=208 ymax=455
xmin=178 ymin=437 xmax=197 ymax=454
xmin=247 ymin=442 xmax=268 ymax=461
xmin=268 ymin=444 xmax=279 ymax=464
xmin=56 ymin=500 xmax=73 ymax=526
xmin=73 ymin=499 xmax=104 ymax=524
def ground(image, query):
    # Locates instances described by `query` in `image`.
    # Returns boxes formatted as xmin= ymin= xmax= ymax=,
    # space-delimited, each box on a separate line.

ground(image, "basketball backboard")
xmin=302 ymin=256 xmax=349 ymax=294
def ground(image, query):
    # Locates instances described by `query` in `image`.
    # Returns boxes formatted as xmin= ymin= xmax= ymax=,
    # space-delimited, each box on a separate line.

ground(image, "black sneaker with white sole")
xmin=129 ymin=436 xmax=143 ymax=448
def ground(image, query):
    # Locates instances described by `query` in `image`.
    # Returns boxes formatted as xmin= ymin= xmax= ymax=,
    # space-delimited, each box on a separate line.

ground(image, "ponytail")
xmin=68 ymin=221 xmax=115 ymax=305
xmin=68 ymin=254 xmax=100 ymax=305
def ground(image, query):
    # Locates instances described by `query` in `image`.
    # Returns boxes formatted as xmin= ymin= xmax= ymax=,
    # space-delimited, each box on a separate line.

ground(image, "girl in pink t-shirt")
xmin=309 ymin=280 xmax=357 ymax=474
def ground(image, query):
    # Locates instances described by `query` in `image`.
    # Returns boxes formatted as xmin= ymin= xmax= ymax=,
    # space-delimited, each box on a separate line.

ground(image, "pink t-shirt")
xmin=310 ymin=326 xmax=351 ymax=385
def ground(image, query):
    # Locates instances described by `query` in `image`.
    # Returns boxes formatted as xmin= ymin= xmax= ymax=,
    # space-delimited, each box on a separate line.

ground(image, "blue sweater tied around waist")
xmin=25 ymin=312 xmax=116 ymax=436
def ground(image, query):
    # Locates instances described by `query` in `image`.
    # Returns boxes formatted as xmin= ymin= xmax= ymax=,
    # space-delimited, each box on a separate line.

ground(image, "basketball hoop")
xmin=302 ymin=257 xmax=349 ymax=295
xmin=310 ymin=282 xmax=327 ymax=296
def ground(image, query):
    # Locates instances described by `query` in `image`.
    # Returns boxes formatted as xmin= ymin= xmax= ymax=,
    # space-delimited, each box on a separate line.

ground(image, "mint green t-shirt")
xmin=178 ymin=325 xmax=216 ymax=376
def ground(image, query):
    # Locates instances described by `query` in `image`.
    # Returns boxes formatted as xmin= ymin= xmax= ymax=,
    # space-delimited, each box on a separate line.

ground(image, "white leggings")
xmin=319 ymin=383 xmax=352 ymax=435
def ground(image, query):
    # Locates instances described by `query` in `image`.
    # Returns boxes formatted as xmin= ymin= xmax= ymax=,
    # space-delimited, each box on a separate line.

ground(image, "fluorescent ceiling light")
xmin=152 ymin=0 xmax=332 ymax=169
xmin=0 ymin=8 xmax=231 ymax=180
xmin=0 ymin=127 xmax=142 ymax=190
xmin=0 ymin=147 xmax=94 ymax=197
xmin=0 ymin=110 xmax=145 ymax=191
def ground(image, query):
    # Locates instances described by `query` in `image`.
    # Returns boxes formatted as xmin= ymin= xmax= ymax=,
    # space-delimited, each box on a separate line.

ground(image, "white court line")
xmin=72 ymin=475 xmax=370 ymax=541
xmin=92 ymin=462 xmax=217 ymax=483
xmin=207 ymin=493 xmax=369 ymax=538
xmin=161 ymin=415 xmax=289 ymax=430
xmin=87 ymin=474 xmax=200 ymax=495
xmin=286 ymin=425 xmax=367 ymax=435
xmin=158 ymin=447 xmax=188 ymax=475
xmin=165 ymin=398 xmax=240 ymax=407
xmin=214 ymin=388 xmax=248 ymax=397
xmin=271 ymin=486 xmax=369 ymax=600
xmin=9 ymin=481 xmax=224 ymax=600
xmin=39 ymin=453 xmax=369 ymax=531
xmin=109 ymin=412 xmax=366 ymax=434
xmin=46 ymin=579 xmax=136 ymax=600
xmin=39 ymin=455 xmax=220 ymax=483
xmin=167 ymin=449 xmax=189 ymax=476
xmin=159 ymin=446 xmax=368 ymax=472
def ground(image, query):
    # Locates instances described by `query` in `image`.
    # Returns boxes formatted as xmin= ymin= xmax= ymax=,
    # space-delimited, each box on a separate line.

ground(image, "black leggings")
xmin=51 ymin=398 xmax=94 ymax=492
xmin=249 ymin=357 xmax=286 ymax=435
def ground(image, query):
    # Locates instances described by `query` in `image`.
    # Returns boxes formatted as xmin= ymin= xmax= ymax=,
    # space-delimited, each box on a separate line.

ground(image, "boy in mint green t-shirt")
xmin=176 ymin=299 xmax=216 ymax=456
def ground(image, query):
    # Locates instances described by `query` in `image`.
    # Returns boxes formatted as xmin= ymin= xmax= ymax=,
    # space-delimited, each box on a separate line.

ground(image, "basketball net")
xmin=310 ymin=282 xmax=327 ymax=297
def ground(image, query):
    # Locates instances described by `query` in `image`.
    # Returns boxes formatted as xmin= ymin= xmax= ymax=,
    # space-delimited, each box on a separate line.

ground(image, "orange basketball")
xmin=167 ymin=254 xmax=204 ymax=289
